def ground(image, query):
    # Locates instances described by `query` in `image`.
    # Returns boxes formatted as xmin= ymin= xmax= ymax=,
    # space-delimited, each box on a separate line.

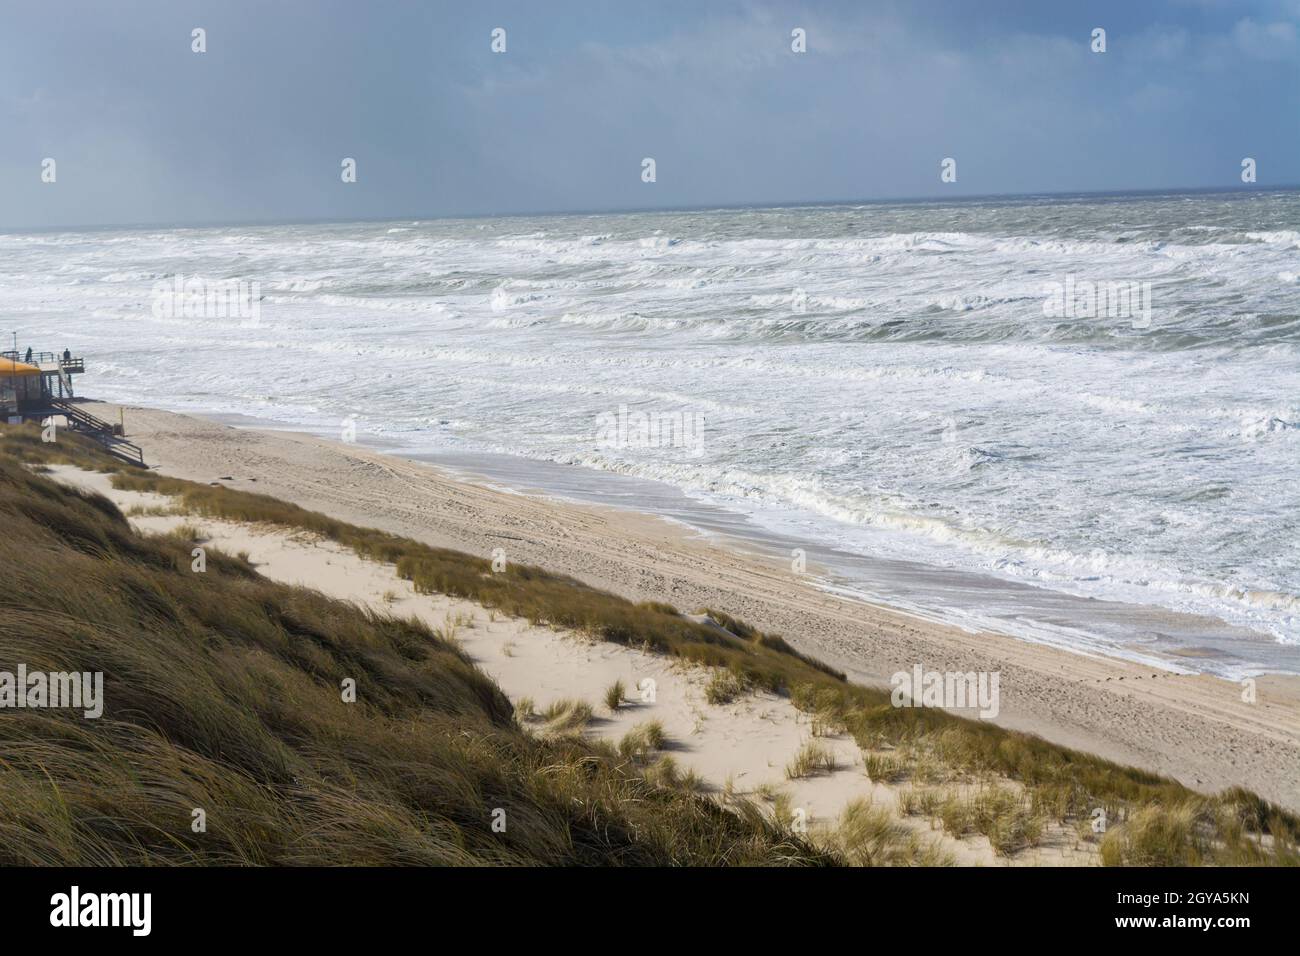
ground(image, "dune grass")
xmin=785 ymin=740 xmax=839 ymax=780
xmin=0 ymin=433 xmax=834 ymax=866
xmin=618 ymin=721 xmax=668 ymax=763
xmin=539 ymin=698 xmax=594 ymax=736
xmin=899 ymin=785 xmax=1045 ymax=856
xmin=863 ymin=752 xmax=905 ymax=784
xmin=603 ymin=680 xmax=625 ymax=713
xmin=830 ymin=798 xmax=953 ymax=867
xmin=644 ymin=755 xmax=705 ymax=792
xmin=704 ymin=669 xmax=750 ymax=705
xmin=5 ymin=423 xmax=1298 ymax=866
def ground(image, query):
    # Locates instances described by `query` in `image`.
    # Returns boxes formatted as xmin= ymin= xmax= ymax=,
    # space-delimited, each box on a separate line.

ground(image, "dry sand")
xmin=70 ymin=404 xmax=1300 ymax=812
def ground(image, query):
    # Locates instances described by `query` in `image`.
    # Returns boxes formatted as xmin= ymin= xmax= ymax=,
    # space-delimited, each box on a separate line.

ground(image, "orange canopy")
xmin=0 ymin=359 xmax=40 ymax=377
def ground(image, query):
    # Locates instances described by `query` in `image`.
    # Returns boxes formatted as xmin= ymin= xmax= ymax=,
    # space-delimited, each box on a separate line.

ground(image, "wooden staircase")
xmin=48 ymin=399 xmax=145 ymax=466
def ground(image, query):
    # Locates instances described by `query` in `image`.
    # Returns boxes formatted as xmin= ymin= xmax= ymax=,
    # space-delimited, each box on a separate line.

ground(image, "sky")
xmin=1 ymin=0 xmax=1297 ymax=229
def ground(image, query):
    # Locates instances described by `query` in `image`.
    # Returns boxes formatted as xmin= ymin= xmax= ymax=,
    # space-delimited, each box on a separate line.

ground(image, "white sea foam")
xmin=5 ymin=191 xmax=1299 ymax=673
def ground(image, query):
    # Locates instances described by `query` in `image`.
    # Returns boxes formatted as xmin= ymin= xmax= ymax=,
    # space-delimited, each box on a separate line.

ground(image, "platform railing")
xmin=2 ymin=350 xmax=83 ymax=372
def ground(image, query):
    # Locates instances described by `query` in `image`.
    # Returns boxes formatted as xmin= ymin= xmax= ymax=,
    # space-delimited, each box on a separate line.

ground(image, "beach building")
xmin=0 ymin=356 xmax=44 ymax=415
xmin=1 ymin=346 xmax=143 ymax=464
xmin=1 ymin=348 xmax=82 ymax=418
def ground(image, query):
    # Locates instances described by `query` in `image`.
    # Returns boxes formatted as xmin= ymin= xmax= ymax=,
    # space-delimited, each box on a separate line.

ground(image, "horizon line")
xmin=3 ymin=182 xmax=1296 ymax=236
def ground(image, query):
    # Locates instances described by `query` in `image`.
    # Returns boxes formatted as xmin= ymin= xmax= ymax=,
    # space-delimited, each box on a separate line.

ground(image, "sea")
xmin=4 ymin=189 xmax=1298 ymax=678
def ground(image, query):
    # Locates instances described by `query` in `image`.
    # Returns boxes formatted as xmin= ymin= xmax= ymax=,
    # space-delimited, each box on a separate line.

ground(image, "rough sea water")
xmin=4 ymin=190 xmax=1298 ymax=677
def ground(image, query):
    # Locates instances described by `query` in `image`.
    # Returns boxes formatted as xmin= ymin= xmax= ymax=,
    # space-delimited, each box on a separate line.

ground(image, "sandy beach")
xmin=91 ymin=403 xmax=1300 ymax=812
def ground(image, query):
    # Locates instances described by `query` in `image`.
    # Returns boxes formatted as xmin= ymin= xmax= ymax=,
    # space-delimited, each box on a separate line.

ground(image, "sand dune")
xmin=51 ymin=462 xmax=1098 ymax=864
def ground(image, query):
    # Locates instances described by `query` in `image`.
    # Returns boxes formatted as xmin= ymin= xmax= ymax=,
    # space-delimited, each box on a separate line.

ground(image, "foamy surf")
xmin=5 ymin=189 xmax=1299 ymax=676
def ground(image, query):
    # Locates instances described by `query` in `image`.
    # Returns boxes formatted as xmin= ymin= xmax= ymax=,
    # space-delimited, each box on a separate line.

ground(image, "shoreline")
xmin=169 ymin=407 xmax=1299 ymax=682
xmin=409 ymin=450 xmax=1296 ymax=680
xmin=98 ymin=402 xmax=1300 ymax=810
